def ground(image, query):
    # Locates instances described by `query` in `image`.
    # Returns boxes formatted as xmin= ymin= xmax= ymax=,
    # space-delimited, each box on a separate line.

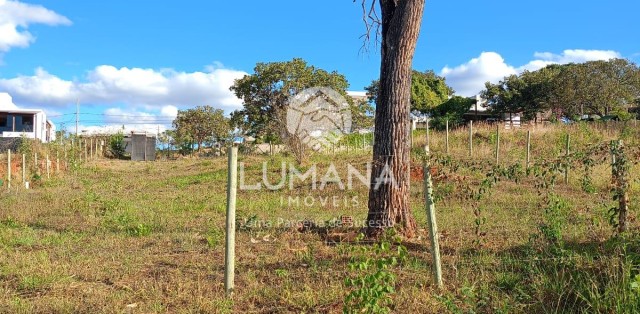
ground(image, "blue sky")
xmin=0 ymin=0 xmax=638 ymax=134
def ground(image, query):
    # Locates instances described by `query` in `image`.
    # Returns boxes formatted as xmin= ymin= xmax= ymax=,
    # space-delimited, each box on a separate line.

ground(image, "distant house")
xmin=347 ymin=91 xmax=368 ymax=103
xmin=463 ymin=95 xmax=527 ymax=128
xmin=411 ymin=115 xmax=428 ymax=130
xmin=0 ymin=109 xmax=56 ymax=143
xmin=463 ymin=95 xmax=494 ymax=122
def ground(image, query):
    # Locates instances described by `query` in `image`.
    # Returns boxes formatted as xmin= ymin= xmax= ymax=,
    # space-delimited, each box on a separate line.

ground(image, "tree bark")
xmin=366 ymin=0 xmax=425 ymax=238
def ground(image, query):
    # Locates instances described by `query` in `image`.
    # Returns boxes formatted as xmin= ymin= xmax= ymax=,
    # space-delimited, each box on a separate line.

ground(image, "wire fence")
xmin=0 ymin=137 xmax=106 ymax=190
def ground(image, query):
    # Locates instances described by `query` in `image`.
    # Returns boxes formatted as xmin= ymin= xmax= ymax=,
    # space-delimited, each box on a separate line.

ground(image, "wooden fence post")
xmin=22 ymin=154 xmax=26 ymax=184
xmin=564 ymin=134 xmax=570 ymax=184
xmin=495 ymin=124 xmax=500 ymax=165
xmin=468 ymin=120 xmax=473 ymax=157
xmin=445 ymin=119 xmax=449 ymax=155
xmin=612 ymin=140 xmax=629 ymax=233
xmin=64 ymin=144 xmax=68 ymax=170
xmin=225 ymin=145 xmax=239 ymax=297
xmin=46 ymin=154 xmax=50 ymax=179
xmin=410 ymin=128 xmax=414 ymax=149
xmin=7 ymin=149 xmax=11 ymax=189
xmin=424 ymin=145 xmax=443 ymax=289
xmin=526 ymin=130 xmax=531 ymax=169
xmin=426 ymin=118 xmax=430 ymax=149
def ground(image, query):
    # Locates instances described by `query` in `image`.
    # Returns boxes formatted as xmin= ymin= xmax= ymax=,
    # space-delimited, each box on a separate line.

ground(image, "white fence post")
xmin=224 ymin=145 xmax=239 ymax=297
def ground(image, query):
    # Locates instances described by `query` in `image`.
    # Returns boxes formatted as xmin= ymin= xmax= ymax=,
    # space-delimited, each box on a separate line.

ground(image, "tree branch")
xmin=356 ymin=0 xmax=381 ymax=54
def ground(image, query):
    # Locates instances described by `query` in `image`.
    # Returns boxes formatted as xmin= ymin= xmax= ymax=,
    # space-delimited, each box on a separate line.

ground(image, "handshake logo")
xmin=286 ymin=87 xmax=352 ymax=150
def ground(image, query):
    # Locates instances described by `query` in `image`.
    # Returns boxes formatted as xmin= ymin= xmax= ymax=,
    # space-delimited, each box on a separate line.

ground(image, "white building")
xmin=0 ymin=109 xmax=56 ymax=143
xmin=347 ymin=91 xmax=368 ymax=103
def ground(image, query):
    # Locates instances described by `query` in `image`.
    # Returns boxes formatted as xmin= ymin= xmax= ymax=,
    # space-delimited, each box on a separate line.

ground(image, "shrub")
xmin=108 ymin=132 xmax=126 ymax=159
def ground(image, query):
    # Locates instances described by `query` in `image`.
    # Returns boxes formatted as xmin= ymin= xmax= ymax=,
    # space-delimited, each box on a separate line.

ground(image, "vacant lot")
xmin=1 ymin=123 xmax=639 ymax=313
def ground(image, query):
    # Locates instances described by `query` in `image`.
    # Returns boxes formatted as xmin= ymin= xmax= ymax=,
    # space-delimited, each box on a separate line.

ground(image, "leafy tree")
xmin=517 ymin=65 xmax=564 ymax=120
xmin=108 ymin=132 xmax=126 ymax=159
xmin=157 ymin=130 xmax=173 ymax=158
xmin=410 ymin=70 xmax=454 ymax=113
xmin=482 ymin=59 xmax=640 ymax=121
xmin=553 ymin=59 xmax=640 ymax=117
xmin=230 ymin=58 xmax=350 ymax=163
xmin=55 ymin=130 xmax=67 ymax=142
xmin=364 ymin=0 xmax=425 ymax=237
xmin=350 ymin=99 xmax=375 ymax=130
xmin=365 ymin=70 xmax=453 ymax=114
xmin=430 ymin=96 xmax=476 ymax=129
xmin=482 ymin=75 xmax=521 ymax=117
xmin=172 ymin=105 xmax=230 ymax=152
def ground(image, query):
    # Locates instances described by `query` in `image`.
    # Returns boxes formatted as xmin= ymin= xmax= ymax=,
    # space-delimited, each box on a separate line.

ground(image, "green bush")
xmin=109 ymin=132 xmax=126 ymax=159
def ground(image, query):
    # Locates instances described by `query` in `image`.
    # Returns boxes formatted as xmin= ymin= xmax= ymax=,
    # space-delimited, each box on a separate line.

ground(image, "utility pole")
xmin=158 ymin=125 xmax=161 ymax=160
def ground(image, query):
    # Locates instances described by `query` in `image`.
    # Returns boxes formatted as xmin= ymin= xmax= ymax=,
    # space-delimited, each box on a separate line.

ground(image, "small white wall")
xmin=35 ymin=112 xmax=47 ymax=142
xmin=48 ymin=122 xmax=56 ymax=142
xmin=2 ymin=131 xmax=36 ymax=139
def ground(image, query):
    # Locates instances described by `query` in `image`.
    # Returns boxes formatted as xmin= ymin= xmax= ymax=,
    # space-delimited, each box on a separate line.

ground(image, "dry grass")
xmin=0 ymin=122 xmax=639 ymax=313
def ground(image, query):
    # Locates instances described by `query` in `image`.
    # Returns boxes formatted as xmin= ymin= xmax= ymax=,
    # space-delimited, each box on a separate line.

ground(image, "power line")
xmin=81 ymin=113 xmax=178 ymax=118
xmin=73 ymin=121 xmax=175 ymax=125
xmin=49 ymin=113 xmax=177 ymax=118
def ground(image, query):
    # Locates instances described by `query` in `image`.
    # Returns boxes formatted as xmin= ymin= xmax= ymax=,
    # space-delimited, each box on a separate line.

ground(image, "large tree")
xmin=365 ymin=0 xmax=425 ymax=237
xmin=365 ymin=69 xmax=453 ymax=114
xmin=230 ymin=58 xmax=350 ymax=163
xmin=553 ymin=59 xmax=640 ymax=117
xmin=172 ymin=105 xmax=230 ymax=152
xmin=430 ymin=96 xmax=476 ymax=129
xmin=482 ymin=59 xmax=640 ymax=120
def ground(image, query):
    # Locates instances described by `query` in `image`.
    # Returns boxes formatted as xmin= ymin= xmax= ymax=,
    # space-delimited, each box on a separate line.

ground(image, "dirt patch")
xmin=410 ymin=164 xmax=438 ymax=182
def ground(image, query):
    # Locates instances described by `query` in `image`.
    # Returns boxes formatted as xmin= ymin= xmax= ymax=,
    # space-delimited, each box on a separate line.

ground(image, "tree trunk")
xmin=366 ymin=0 xmax=425 ymax=238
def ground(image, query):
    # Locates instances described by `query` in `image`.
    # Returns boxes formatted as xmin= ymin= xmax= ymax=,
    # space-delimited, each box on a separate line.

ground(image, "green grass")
xmin=0 ymin=123 xmax=638 ymax=313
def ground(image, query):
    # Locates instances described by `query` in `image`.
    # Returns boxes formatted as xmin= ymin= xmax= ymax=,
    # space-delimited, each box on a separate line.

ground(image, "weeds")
xmin=343 ymin=230 xmax=407 ymax=314
xmin=205 ymin=227 xmax=224 ymax=249
xmin=0 ymin=124 xmax=638 ymax=312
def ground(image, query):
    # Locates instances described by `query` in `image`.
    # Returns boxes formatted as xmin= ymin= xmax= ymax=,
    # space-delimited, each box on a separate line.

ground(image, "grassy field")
xmin=1 ymin=122 xmax=639 ymax=313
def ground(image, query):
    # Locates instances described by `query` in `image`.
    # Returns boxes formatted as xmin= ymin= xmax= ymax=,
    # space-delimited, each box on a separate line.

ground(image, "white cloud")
xmin=441 ymin=52 xmax=517 ymax=97
xmin=0 ymin=91 xmax=18 ymax=109
xmin=75 ymin=107 xmax=176 ymax=135
xmin=0 ymin=67 xmax=76 ymax=105
xmin=76 ymin=124 xmax=167 ymax=136
xmin=0 ymin=64 xmax=246 ymax=134
xmin=0 ymin=65 xmax=248 ymax=110
xmin=518 ymin=49 xmax=621 ymax=72
xmin=160 ymin=105 xmax=178 ymax=118
xmin=441 ymin=49 xmax=623 ymax=97
xmin=0 ymin=0 xmax=71 ymax=53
